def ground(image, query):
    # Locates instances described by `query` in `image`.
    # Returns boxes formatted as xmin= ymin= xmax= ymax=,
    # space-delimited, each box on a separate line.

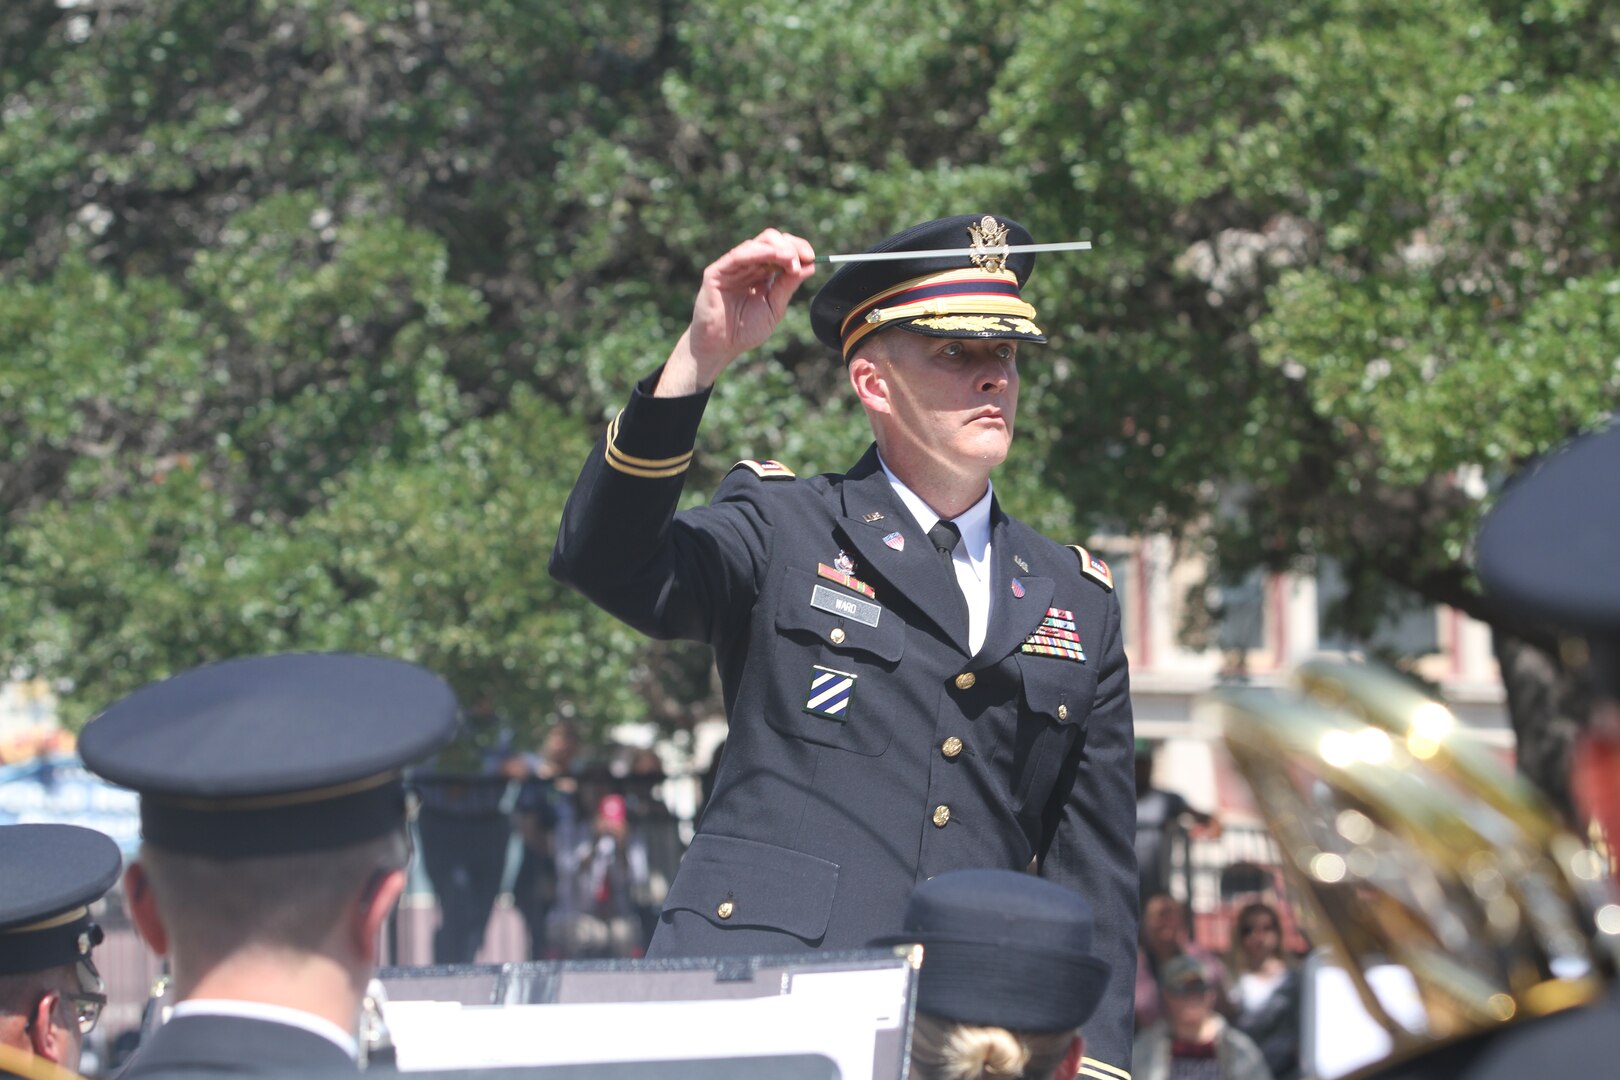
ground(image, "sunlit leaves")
xmin=2 ymin=0 xmax=1617 ymax=749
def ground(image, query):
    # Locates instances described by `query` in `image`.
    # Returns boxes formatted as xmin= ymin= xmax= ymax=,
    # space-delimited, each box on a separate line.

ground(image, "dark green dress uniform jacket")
xmin=550 ymin=372 xmax=1138 ymax=1078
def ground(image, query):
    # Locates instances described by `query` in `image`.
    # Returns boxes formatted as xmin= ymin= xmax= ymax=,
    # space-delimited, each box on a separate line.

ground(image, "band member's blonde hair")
xmin=908 ymin=1013 xmax=1078 ymax=1080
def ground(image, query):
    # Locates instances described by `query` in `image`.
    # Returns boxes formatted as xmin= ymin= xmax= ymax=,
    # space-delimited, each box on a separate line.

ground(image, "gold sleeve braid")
xmin=1079 ymin=1057 xmax=1130 ymax=1080
xmin=604 ymin=411 xmax=693 ymax=478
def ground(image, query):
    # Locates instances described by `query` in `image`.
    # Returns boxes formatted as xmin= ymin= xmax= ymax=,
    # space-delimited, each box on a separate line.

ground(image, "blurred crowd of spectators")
xmin=411 ymin=716 xmax=683 ymax=964
xmin=414 ymin=723 xmax=1309 ymax=1078
xmin=1133 ymin=893 xmax=1302 ymax=1080
xmin=1133 ymin=739 xmax=1302 ymax=1080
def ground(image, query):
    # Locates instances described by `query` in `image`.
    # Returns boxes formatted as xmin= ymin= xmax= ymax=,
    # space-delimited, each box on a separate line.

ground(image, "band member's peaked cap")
xmin=79 ymin=653 xmax=458 ymax=858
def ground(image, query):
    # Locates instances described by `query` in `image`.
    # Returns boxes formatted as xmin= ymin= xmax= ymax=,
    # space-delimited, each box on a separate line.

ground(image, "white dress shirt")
xmin=879 ymin=456 xmax=994 ymax=654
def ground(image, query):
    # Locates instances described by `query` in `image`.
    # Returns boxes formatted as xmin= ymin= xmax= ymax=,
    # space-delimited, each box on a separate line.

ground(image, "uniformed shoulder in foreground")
xmin=78 ymin=653 xmax=458 ymax=1078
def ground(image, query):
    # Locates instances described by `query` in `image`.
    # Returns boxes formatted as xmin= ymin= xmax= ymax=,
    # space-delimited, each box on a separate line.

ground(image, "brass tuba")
xmin=1202 ymin=658 xmax=1619 ymax=1074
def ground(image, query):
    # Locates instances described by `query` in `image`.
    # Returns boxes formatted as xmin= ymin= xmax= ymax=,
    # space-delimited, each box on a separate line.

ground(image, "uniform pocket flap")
xmin=774 ymin=566 xmax=905 ymax=663
xmin=663 ymin=834 xmax=841 ymax=942
xmin=1017 ymin=660 xmax=1088 ymax=725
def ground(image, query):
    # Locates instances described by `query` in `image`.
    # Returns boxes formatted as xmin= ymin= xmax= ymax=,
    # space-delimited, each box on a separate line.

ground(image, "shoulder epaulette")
xmin=1067 ymin=544 xmax=1115 ymax=591
xmin=729 ymin=459 xmax=796 ymax=480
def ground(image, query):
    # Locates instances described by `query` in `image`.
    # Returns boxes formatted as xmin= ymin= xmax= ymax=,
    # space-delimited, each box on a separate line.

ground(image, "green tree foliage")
xmin=1 ymin=1 xmax=1614 ymax=804
xmin=0 ymin=0 xmax=1032 ymax=748
xmin=993 ymin=0 xmax=1619 ymax=807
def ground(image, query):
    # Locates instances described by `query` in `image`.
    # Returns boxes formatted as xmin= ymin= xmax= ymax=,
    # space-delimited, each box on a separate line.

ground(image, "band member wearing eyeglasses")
xmin=0 ymin=824 xmax=121 ymax=1075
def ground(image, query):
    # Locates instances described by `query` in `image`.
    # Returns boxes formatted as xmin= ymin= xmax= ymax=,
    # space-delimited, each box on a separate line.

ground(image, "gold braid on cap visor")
xmin=840 ymin=267 xmax=1042 ymax=358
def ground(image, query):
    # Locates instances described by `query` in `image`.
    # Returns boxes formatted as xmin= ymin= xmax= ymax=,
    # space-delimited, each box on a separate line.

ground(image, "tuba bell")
xmin=1201 ymin=658 xmax=1620 ymax=1077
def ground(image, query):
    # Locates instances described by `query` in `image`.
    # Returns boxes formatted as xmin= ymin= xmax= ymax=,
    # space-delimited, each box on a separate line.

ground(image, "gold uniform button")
xmin=829 ymin=627 xmax=846 ymax=645
xmin=932 ymin=805 xmax=951 ymax=828
xmin=942 ymin=737 xmax=963 ymax=759
xmin=953 ymin=672 xmax=976 ymax=690
xmin=1057 ymin=704 xmax=1069 ymax=720
xmin=717 ymin=900 xmax=735 ymax=920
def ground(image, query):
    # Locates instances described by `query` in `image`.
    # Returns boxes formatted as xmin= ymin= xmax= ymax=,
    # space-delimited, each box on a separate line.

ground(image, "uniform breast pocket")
xmin=661 ymin=833 xmax=840 ymax=941
xmin=1012 ymin=655 xmax=1096 ymax=814
xmin=767 ymin=566 xmax=905 ymax=756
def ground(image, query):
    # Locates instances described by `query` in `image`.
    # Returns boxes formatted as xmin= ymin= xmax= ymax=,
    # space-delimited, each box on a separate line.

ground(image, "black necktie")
xmin=927 ymin=520 xmax=969 ymax=642
xmin=928 ymin=520 xmax=961 ymax=559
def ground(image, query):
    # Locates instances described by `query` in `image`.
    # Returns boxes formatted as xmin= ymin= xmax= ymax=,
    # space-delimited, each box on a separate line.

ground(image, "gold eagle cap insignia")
xmin=968 ymin=215 xmax=1010 ymax=272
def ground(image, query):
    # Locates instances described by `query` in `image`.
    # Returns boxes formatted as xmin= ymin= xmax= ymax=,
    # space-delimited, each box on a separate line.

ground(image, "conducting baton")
xmin=816 ymin=241 xmax=1092 ymax=265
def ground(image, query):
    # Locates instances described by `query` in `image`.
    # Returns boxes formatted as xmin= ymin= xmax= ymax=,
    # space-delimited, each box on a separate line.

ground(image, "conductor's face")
xmin=861 ymin=333 xmax=1020 ymax=472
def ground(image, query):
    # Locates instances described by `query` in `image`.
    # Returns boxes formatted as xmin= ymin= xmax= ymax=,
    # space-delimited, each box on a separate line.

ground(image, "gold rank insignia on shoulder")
xmin=1067 ymin=544 xmax=1114 ymax=591
xmin=968 ymin=215 xmax=1010 ymax=272
xmin=729 ymin=459 xmax=796 ymax=480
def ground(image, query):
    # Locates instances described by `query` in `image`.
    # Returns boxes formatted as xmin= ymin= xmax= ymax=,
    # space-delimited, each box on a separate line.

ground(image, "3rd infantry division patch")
xmin=805 ymin=665 xmax=857 ymax=720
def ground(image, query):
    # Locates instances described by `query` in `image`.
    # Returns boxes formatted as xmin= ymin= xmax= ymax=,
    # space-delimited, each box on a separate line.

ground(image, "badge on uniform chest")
xmin=1021 ymin=607 xmax=1087 ymax=663
xmin=810 ymin=584 xmax=882 ymax=627
xmin=805 ymin=665 xmax=857 ymax=721
xmin=817 ymin=561 xmax=876 ymax=600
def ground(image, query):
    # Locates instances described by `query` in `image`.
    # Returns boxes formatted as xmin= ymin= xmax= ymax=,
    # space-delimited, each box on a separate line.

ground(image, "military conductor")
xmin=550 ymin=215 xmax=1137 ymax=1076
